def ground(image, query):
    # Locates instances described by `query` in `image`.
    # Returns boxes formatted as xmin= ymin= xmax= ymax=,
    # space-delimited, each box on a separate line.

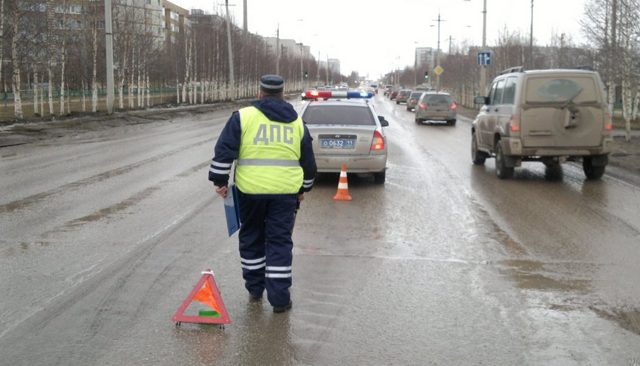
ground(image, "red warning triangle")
xmin=172 ymin=270 xmax=231 ymax=325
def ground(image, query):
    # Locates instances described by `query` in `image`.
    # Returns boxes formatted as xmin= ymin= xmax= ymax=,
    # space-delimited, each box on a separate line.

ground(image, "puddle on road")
xmin=499 ymin=259 xmax=591 ymax=293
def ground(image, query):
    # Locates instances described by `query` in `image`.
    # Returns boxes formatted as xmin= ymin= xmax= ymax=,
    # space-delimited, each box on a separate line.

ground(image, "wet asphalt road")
xmin=1 ymin=94 xmax=640 ymax=365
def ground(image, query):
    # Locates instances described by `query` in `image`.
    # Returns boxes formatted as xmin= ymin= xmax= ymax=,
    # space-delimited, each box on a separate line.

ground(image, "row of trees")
xmin=1 ymin=0 xmax=339 ymax=121
xmin=385 ymin=1 xmax=639 ymax=139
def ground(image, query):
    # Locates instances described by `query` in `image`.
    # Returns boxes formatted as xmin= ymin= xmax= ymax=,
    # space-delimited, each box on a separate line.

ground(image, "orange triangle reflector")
xmin=172 ymin=270 xmax=231 ymax=325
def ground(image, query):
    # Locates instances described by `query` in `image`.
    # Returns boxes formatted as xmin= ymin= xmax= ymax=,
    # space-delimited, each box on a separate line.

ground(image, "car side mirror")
xmin=378 ymin=116 xmax=389 ymax=127
xmin=474 ymin=96 xmax=489 ymax=105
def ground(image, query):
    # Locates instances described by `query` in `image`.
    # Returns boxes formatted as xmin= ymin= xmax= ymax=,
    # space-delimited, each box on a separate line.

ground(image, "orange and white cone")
xmin=333 ymin=164 xmax=352 ymax=201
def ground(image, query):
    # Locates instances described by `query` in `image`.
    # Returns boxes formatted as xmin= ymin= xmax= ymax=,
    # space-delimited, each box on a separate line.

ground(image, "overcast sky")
xmin=175 ymin=0 xmax=588 ymax=78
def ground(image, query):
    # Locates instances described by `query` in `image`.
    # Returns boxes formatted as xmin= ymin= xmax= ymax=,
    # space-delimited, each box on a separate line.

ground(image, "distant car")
xmin=395 ymin=89 xmax=412 ymax=104
xmin=414 ymin=92 xmax=457 ymax=126
xmin=300 ymin=98 xmax=389 ymax=184
xmin=389 ymin=90 xmax=399 ymax=100
xmin=471 ymin=67 xmax=613 ymax=180
xmin=406 ymin=91 xmax=425 ymax=111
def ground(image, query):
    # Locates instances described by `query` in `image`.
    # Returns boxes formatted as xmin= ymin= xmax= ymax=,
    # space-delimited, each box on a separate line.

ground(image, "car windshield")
xmin=302 ymin=105 xmax=375 ymax=126
xmin=410 ymin=92 xmax=423 ymax=98
xmin=525 ymin=76 xmax=599 ymax=104
xmin=424 ymin=95 xmax=452 ymax=104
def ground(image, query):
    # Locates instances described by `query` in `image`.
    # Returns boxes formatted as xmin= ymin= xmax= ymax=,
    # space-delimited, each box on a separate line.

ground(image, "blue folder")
xmin=223 ymin=184 xmax=241 ymax=236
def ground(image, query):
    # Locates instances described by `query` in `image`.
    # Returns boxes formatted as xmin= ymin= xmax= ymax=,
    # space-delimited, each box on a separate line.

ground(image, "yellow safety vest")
xmin=235 ymin=106 xmax=304 ymax=194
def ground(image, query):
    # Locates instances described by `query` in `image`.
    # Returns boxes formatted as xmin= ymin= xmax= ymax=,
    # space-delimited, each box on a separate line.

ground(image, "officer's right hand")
xmin=215 ymin=185 xmax=228 ymax=198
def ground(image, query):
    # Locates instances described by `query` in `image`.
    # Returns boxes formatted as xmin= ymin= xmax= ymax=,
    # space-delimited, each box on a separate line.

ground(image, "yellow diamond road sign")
xmin=434 ymin=66 xmax=444 ymax=76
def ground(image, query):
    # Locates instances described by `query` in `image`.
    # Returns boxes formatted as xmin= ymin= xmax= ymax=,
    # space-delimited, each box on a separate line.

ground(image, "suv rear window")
xmin=302 ymin=105 xmax=375 ymax=126
xmin=423 ymin=94 xmax=453 ymax=104
xmin=410 ymin=92 xmax=423 ymax=98
xmin=525 ymin=76 xmax=598 ymax=103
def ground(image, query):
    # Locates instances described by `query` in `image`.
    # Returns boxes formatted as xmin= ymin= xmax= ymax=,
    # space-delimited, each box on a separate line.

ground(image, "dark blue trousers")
xmin=238 ymin=192 xmax=297 ymax=307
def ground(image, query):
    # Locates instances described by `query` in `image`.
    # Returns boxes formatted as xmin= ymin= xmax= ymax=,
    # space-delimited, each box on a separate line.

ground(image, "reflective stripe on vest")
xmin=235 ymin=106 xmax=304 ymax=194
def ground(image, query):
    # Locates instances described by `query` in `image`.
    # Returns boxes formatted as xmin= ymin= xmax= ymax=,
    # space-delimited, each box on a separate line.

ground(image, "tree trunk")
xmin=34 ymin=72 xmax=39 ymax=116
xmin=622 ymin=78 xmax=632 ymax=141
xmin=58 ymin=0 xmax=67 ymax=116
xmin=182 ymin=35 xmax=190 ymax=104
xmin=40 ymin=83 xmax=44 ymax=115
xmin=11 ymin=4 xmax=23 ymax=120
xmin=0 ymin=0 xmax=5 ymax=91
xmin=81 ymin=79 xmax=86 ymax=112
xmin=91 ymin=17 xmax=98 ymax=112
xmin=146 ymin=73 xmax=150 ymax=107
xmin=47 ymin=67 xmax=54 ymax=116
xmin=128 ymin=51 xmax=134 ymax=109
xmin=137 ymin=63 xmax=141 ymax=108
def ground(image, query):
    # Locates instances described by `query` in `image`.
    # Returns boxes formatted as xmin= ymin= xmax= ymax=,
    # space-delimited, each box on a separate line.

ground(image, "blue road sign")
xmin=477 ymin=51 xmax=492 ymax=65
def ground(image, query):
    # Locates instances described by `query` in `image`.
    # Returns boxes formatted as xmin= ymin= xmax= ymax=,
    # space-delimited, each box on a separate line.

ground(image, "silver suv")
xmin=471 ymin=67 xmax=613 ymax=180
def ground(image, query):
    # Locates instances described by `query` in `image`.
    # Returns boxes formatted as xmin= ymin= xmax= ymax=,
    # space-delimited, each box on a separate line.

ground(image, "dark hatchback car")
xmin=395 ymin=89 xmax=412 ymax=104
xmin=406 ymin=91 xmax=425 ymax=111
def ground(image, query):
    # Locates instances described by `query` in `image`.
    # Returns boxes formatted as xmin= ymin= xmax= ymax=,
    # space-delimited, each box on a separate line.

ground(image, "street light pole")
xmin=480 ymin=0 xmax=487 ymax=94
xmin=225 ymin=0 xmax=235 ymax=100
xmin=529 ymin=0 xmax=534 ymax=68
xmin=433 ymin=13 xmax=445 ymax=91
xmin=298 ymin=43 xmax=304 ymax=91
xmin=104 ymin=0 xmax=114 ymax=114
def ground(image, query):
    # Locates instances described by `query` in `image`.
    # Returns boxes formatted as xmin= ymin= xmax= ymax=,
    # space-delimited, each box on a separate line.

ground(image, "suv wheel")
xmin=471 ymin=132 xmax=487 ymax=165
xmin=415 ymin=118 xmax=422 ymax=125
xmin=583 ymin=157 xmax=606 ymax=180
xmin=447 ymin=119 xmax=457 ymax=126
xmin=495 ymin=140 xmax=514 ymax=179
xmin=373 ymin=170 xmax=386 ymax=184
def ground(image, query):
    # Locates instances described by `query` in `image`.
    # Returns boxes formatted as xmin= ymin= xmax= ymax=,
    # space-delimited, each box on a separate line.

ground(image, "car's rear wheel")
xmin=583 ymin=157 xmax=606 ymax=180
xmin=471 ymin=132 xmax=487 ymax=165
xmin=495 ymin=140 xmax=514 ymax=179
xmin=396 ymin=101 xmax=400 ymax=105
xmin=447 ymin=119 xmax=456 ymax=126
xmin=415 ymin=118 xmax=422 ymax=125
xmin=373 ymin=170 xmax=386 ymax=184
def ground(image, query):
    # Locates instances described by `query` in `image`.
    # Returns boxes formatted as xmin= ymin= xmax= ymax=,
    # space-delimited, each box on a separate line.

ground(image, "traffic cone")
xmin=333 ymin=164 xmax=352 ymax=201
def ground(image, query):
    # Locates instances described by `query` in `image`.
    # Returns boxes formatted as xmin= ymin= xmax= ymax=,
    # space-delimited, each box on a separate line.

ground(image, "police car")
xmin=300 ymin=90 xmax=389 ymax=184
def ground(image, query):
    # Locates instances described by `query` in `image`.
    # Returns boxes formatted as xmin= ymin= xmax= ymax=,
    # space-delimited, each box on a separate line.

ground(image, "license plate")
xmin=319 ymin=134 xmax=356 ymax=149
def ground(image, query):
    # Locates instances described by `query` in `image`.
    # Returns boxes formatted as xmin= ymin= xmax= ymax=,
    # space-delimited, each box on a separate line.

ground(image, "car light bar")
xmin=304 ymin=90 xmax=374 ymax=99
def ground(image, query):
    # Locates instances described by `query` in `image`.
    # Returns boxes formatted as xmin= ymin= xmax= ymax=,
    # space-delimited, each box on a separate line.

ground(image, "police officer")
xmin=209 ymin=74 xmax=316 ymax=313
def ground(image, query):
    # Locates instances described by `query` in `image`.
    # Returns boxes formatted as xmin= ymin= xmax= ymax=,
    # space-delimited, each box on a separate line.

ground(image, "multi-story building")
xmin=162 ymin=0 xmax=189 ymax=48
xmin=327 ymin=58 xmax=340 ymax=75
xmin=415 ymin=47 xmax=435 ymax=69
xmin=263 ymin=37 xmax=311 ymax=60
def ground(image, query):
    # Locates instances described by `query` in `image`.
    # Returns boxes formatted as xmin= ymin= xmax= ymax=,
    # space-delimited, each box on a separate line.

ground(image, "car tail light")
xmin=510 ymin=114 xmax=520 ymax=132
xmin=419 ymin=103 xmax=427 ymax=109
xmin=449 ymin=102 xmax=457 ymax=110
xmin=370 ymin=129 xmax=385 ymax=151
xmin=604 ymin=111 xmax=613 ymax=131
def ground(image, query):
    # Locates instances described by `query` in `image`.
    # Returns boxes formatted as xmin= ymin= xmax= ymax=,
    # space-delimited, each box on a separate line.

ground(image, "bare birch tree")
xmin=58 ymin=0 xmax=67 ymax=116
xmin=10 ymin=0 xmax=23 ymax=119
xmin=0 ymin=0 xmax=5 ymax=93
